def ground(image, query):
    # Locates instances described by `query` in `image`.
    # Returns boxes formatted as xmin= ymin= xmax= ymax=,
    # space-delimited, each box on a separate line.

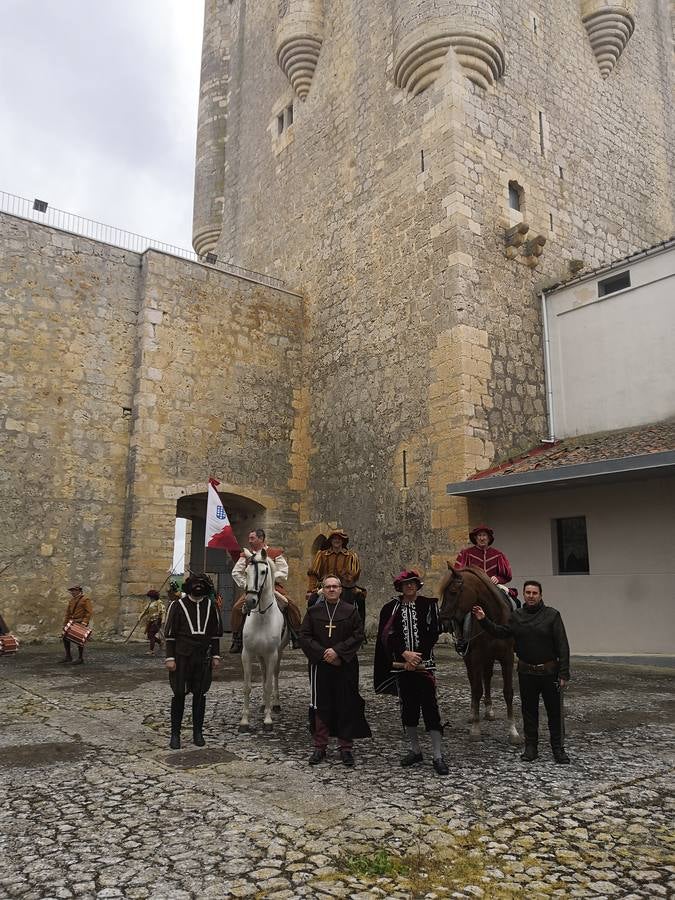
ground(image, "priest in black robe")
xmin=374 ymin=569 xmax=449 ymax=775
xmin=299 ymin=575 xmax=371 ymax=767
xmin=164 ymin=573 xmax=222 ymax=750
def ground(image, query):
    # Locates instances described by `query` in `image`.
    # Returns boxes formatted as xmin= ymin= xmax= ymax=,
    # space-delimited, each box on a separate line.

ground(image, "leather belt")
xmin=518 ymin=659 xmax=557 ymax=674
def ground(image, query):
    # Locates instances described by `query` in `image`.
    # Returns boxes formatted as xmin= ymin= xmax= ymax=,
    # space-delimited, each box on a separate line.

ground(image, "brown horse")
xmin=439 ymin=566 xmax=520 ymax=744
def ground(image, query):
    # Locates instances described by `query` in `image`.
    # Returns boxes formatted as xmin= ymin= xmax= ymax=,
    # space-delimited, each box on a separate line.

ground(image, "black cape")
xmin=373 ymin=595 xmax=441 ymax=696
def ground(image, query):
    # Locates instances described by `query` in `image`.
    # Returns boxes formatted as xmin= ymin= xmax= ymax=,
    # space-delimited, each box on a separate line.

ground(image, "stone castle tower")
xmin=191 ymin=0 xmax=673 ymax=583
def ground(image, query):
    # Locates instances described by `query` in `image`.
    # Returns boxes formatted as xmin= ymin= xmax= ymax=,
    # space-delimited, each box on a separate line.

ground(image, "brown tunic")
xmin=63 ymin=594 xmax=93 ymax=626
xmin=307 ymin=547 xmax=361 ymax=591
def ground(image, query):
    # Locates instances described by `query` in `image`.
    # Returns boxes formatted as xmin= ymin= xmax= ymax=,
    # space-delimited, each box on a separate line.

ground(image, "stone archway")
xmin=176 ymin=490 xmax=266 ymax=631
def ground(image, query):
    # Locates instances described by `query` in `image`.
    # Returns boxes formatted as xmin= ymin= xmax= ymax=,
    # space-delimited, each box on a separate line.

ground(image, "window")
xmin=554 ymin=516 xmax=589 ymax=574
xmin=598 ymin=270 xmax=630 ymax=297
xmin=276 ymin=103 xmax=294 ymax=137
xmin=508 ymin=181 xmax=523 ymax=211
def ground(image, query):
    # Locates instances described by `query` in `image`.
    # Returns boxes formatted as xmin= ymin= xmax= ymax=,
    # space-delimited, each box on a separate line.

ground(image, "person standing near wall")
xmin=472 ymin=580 xmax=570 ymax=764
xmin=61 ymin=585 xmax=93 ymax=665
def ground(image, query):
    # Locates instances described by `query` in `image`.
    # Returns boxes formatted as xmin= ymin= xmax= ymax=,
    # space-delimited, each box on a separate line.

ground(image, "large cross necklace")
xmin=324 ymin=598 xmax=341 ymax=637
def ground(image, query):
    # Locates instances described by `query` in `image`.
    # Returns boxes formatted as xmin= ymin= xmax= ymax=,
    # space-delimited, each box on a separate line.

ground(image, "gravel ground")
xmin=1 ymin=643 xmax=673 ymax=899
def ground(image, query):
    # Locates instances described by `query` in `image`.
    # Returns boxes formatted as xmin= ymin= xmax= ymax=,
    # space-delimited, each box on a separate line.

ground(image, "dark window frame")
xmin=598 ymin=270 xmax=631 ymax=297
xmin=553 ymin=516 xmax=590 ymax=575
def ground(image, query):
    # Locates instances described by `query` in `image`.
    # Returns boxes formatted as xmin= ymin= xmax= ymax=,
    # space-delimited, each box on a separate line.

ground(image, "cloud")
xmin=0 ymin=0 xmax=204 ymax=249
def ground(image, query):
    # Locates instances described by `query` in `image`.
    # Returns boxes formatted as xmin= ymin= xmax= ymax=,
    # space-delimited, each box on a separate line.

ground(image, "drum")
xmin=0 ymin=634 xmax=19 ymax=655
xmin=63 ymin=620 xmax=92 ymax=646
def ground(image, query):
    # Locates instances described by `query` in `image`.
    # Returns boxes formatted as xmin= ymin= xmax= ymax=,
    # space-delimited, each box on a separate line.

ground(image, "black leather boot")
xmin=229 ymin=630 xmax=243 ymax=653
xmin=552 ymin=745 xmax=570 ymax=764
xmin=193 ymin=695 xmax=206 ymax=747
xmin=521 ymin=743 xmax=538 ymax=762
xmin=169 ymin=696 xmax=184 ymax=750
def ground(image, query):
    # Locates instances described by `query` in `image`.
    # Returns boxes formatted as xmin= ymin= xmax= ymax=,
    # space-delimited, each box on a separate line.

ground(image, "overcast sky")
xmin=0 ymin=0 xmax=204 ymax=251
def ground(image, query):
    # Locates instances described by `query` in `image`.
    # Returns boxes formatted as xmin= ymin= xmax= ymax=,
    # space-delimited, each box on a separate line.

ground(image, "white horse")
xmin=238 ymin=547 xmax=289 ymax=732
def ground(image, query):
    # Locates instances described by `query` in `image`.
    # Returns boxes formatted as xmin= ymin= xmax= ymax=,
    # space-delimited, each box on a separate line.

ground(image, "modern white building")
xmin=447 ymin=240 xmax=675 ymax=655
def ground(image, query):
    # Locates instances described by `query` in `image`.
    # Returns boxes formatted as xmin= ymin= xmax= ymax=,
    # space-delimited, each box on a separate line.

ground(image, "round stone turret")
xmin=393 ymin=0 xmax=505 ymax=95
xmin=276 ymin=0 xmax=325 ymax=100
xmin=192 ymin=0 xmax=230 ymax=257
xmin=581 ymin=1 xmax=635 ymax=79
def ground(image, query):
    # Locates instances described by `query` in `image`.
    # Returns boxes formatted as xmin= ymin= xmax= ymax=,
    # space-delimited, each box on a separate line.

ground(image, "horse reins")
xmin=245 ymin=559 xmax=275 ymax=614
xmin=445 ymin=573 xmax=484 ymax=658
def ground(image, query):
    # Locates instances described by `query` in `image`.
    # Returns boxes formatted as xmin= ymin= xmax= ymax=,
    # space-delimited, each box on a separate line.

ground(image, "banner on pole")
xmin=205 ymin=478 xmax=241 ymax=561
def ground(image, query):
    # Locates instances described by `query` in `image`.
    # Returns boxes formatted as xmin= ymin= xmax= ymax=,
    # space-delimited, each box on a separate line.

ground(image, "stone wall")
xmin=0 ymin=213 xmax=139 ymax=637
xmin=196 ymin=0 xmax=674 ymax=602
xmin=0 ymin=213 xmax=304 ymax=637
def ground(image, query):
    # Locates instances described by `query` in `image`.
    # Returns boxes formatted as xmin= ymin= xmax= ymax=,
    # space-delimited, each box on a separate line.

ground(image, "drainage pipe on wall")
xmin=540 ymin=291 xmax=556 ymax=443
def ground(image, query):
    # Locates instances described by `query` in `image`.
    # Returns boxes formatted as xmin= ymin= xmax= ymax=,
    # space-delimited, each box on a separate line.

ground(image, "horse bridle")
xmin=244 ymin=557 xmax=274 ymax=615
xmin=445 ymin=571 xmax=482 ymax=658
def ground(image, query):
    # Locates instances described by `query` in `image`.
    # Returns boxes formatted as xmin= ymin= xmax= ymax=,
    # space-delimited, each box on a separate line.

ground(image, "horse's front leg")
xmin=466 ymin=658 xmax=483 ymax=740
xmin=238 ymin=648 xmax=252 ymax=733
xmin=261 ymin=650 xmax=277 ymax=732
xmin=483 ymin=658 xmax=495 ymax=721
xmin=501 ymin=647 xmax=520 ymax=745
xmin=272 ymin=646 xmax=282 ymax=714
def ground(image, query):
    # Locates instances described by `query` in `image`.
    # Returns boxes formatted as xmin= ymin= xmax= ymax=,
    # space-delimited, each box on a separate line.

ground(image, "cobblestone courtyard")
xmin=1 ymin=644 xmax=673 ymax=899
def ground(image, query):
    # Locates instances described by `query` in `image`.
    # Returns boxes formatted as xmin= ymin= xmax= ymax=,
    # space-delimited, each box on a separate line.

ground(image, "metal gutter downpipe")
xmin=540 ymin=290 xmax=556 ymax=443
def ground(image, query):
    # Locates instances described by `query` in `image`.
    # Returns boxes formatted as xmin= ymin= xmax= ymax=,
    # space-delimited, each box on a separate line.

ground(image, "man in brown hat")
xmin=61 ymin=585 xmax=93 ymax=665
xmin=307 ymin=529 xmax=366 ymax=625
xmin=455 ymin=525 xmax=512 ymax=586
xmin=140 ymin=589 xmax=166 ymax=655
xmin=374 ymin=570 xmax=448 ymax=776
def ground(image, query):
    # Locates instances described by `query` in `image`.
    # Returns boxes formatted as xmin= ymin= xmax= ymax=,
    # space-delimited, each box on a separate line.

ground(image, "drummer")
xmin=62 ymin=585 xmax=93 ymax=665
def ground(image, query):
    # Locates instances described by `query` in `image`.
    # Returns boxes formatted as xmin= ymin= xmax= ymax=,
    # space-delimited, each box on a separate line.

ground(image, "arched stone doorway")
xmin=176 ymin=491 xmax=266 ymax=631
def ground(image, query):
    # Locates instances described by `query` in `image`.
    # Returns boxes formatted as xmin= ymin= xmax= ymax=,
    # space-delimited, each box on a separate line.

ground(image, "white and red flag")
xmin=205 ymin=478 xmax=241 ymax=561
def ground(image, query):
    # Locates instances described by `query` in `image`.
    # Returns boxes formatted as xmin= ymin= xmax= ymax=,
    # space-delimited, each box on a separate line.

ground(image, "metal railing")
xmin=0 ymin=189 xmax=287 ymax=290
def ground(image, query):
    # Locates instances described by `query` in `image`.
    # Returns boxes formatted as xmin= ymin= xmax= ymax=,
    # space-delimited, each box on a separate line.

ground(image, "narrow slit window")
xmin=420 ymin=149 xmax=425 ymax=172
xmin=402 ymin=450 xmax=408 ymax=488
xmin=277 ymin=112 xmax=285 ymax=136
xmin=549 ymin=212 xmax=554 ymax=231
xmin=538 ymin=111 xmax=545 ymax=155
xmin=286 ymin=103 xmax=294 ymax=127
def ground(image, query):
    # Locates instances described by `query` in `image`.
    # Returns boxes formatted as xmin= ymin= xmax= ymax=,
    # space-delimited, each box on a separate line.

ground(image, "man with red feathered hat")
xmin=455 ymin=525 xmax=513 ymax=586
xmin=373 ymin=570 xmax=448 ymax=776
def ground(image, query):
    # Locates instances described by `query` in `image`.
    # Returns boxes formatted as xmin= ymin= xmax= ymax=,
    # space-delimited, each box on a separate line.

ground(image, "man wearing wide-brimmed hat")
xmin=374 ymin=570 xmax=449 ymax=776
xmin=455 ymin=525 xmax=513 ymax=586
xmin=307 ymin=529 xmax=366 ymax=625
xmin=140 ymin=589 xmax=165 ymax=656
xmin=61 ymin=585 xmax=93 ymax=665
xmin=164 ymin=573 xmax=222 ymax=750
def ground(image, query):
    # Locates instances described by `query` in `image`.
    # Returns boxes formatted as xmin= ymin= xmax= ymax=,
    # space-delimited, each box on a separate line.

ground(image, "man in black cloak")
xmin=164 ymin=573 xmax=222 ymax=750
xmin=299 ymin=575 xmax=371 ymax=767
xmin=374 ymin=569 xmax=449 ymax=775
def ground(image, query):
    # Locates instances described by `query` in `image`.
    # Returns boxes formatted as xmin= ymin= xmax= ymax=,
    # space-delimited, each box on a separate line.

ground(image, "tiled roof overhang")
xmin=446 ymin=451 xmax=675 ymax=498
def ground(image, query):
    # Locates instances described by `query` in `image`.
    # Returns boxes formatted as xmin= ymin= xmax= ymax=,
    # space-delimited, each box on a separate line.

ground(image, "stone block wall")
xmin=196 ymin=0 xmax=674 ymax=605
xmin=0 ymin=213 xmax=139 ymax=637
xmin=0 ymin=214 xmax=304 ymax=637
